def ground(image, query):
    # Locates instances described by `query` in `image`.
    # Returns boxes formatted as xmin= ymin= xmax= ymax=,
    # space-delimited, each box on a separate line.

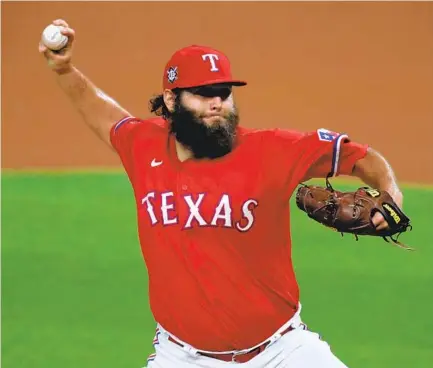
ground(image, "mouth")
xmin=204 ymin=113 xmax=223 ymax=118
xmin=202 ymin=115 xmax=226 ymax=124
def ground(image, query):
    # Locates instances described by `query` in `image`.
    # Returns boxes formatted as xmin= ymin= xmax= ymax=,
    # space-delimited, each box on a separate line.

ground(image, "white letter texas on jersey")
xmin=140 ymin=191 xmax=258 ymax=231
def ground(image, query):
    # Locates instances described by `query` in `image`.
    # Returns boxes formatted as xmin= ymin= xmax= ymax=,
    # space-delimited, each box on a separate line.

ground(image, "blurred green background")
xmin=2 ymin=172 xmax=432 ymax=368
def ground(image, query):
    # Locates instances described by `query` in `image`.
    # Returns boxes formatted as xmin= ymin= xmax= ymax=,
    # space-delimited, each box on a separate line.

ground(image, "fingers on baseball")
xmin=53 ymin=19 xmax=69 ymax=28
xmin=38 ymin=42 xmax=47 ymax=53
xmin=51 ymin=19 xmax=75 ymax=46
xmin=61 ymin=27 xmax=75 ymax=39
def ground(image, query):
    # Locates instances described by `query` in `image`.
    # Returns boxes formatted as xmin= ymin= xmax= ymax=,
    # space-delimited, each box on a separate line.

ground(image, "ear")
xmin=163 ymin=89 xmax=177 ymax=113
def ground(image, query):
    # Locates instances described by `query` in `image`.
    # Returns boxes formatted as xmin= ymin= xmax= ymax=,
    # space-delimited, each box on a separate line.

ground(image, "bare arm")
xmin=351 ymin=147 xmax=403 ymax=230
xmin=51 ymin=66 xmax=130 ymax=148
xmin=39 ymin=19 xmax=130 ymax=148
xmin=351 ymin=147 xmax=403 ymax=204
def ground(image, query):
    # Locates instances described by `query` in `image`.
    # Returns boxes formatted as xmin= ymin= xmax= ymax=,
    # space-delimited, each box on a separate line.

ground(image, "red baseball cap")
xmin=162 ymin=45 xmax=247 ymax=90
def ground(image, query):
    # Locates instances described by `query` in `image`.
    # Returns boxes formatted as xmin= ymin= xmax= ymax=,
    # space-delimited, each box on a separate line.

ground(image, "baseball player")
xmin=40 ymin=19 xmax=404 ymax=367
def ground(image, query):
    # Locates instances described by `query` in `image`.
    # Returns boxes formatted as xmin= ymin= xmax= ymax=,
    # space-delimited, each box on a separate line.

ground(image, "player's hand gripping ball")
xmin=39 ymin=20 xmax=75 ymax=74
xmin=295 ymin=179 xmax=413 ymax=250
xmin=41 ymin=24 xmax=69 ymax=51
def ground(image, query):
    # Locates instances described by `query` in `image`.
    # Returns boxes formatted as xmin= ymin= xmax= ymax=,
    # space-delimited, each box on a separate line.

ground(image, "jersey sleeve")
xmin=271 ymin=128 xmax=368 ymax=196
xmin=303 ymin=129 xmax=369 ymax=179
xmin=109 ymin=116 xmax=147 ymax=180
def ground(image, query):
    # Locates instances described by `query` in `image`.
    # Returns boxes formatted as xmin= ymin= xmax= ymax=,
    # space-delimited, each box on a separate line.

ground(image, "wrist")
xmin=382 ymin=183 xmax=403 ymax=207
xmin=54 ymin=64 xmax=74 ymax=75
xmin=380 ymin=179 xmax=400 ymax=195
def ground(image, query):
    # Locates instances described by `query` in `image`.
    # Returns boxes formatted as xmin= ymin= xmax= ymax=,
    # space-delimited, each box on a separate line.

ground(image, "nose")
xmin=209 ymin=96 xmax=223 ymax=110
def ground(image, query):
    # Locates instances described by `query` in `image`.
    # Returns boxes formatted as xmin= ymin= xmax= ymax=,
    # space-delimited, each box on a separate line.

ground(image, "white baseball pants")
xmin=144 ymin=316 xmax=348 ymax=368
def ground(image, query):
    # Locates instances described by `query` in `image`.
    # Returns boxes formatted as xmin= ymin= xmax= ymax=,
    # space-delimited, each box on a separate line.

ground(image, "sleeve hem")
xmin=109 ymin=116 xmax=137 ymax=147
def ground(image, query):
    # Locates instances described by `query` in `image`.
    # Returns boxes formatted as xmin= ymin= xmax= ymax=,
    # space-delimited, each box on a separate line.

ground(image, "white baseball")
xmin=41 ymin=24 xmax=68 ymax=51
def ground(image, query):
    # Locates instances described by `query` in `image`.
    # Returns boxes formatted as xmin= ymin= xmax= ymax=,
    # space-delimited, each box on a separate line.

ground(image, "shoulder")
xmin=112 ymin=116 xmax=168 ymax=138
xmin=238 ymin=126 xmax=306 ymax=145
xmin=113 ymin=116 xmax=167 ymax=130
xmin=237 ymin=126 xmax=354 ymax=159
xmin=239 ymin=126 xmax=348 ymax=143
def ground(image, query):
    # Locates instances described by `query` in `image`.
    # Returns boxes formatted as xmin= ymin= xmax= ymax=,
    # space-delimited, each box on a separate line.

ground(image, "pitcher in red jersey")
xmin=40 ymin=19 xmax=404 ymax=367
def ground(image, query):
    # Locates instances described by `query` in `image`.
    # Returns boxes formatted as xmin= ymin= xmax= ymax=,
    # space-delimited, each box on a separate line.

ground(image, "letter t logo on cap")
xmin=202 ymin=53 xmax=220 ymax=72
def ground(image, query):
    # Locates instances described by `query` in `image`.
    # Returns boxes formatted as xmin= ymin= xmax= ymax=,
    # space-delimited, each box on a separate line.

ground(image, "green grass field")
xmin=2 ymin=171 xmax=432 ymax=368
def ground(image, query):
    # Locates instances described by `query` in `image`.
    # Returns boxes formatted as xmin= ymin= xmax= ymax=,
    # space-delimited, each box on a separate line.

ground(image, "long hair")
xmin=148 ymin=90 xmax=181 ymax=120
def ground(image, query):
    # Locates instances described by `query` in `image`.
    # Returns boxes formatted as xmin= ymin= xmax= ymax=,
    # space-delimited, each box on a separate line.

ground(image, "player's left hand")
xmin=372 ymin=190 xmax=403 ymax=231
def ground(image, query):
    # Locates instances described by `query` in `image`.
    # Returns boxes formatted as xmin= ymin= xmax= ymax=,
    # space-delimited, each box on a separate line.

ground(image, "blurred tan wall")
xmin=2 ymin=1 xmax=433 ymax=183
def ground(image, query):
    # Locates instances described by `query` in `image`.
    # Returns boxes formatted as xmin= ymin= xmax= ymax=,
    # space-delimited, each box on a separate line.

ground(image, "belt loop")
xmin=183 ymin=345 xmax=199 ymax=357
xmin=268 ymin=332 xmax=282 ymax=345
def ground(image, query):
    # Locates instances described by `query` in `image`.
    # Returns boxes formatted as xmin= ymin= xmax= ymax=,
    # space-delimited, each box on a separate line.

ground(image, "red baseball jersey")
xmin=110 ymin=117 xmax=368 ymax=351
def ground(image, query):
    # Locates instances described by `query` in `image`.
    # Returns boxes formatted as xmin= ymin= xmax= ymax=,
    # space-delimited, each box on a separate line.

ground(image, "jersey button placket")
xmin=176 ymin=168 xmax=190 ymax=235
xmin=177 ymin=170 xmax=188 ymax=192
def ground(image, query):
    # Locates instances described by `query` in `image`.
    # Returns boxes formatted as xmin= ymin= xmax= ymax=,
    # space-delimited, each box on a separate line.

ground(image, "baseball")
xmin=41 ymin=24 xmax=68 ymax=51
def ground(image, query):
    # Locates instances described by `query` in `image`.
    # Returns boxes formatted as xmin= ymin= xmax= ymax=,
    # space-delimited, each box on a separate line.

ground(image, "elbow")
xmin=352 ymin=147 xmax=400 ymax=192
xmin=352 ymin=147 xmax=375 ymax=178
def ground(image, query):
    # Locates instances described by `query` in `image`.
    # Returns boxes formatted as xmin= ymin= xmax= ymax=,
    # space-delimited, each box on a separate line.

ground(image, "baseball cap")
xmin=162 ymin=45 xmax=247 ymax=90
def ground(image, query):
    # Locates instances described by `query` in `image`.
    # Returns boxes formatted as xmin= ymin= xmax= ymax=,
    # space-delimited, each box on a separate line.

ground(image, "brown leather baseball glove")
xmin=295 ymin=179 xmax=413 ymax=250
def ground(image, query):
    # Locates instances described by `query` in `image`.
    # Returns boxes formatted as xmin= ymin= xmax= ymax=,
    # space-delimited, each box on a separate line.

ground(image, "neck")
xmin=175 ymin=139 xmax=194 ymax=162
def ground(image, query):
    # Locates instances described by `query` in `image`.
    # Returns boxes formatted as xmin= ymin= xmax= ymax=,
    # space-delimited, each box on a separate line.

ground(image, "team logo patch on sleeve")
xmin=317 ymin=128 xmax=338 ymax=142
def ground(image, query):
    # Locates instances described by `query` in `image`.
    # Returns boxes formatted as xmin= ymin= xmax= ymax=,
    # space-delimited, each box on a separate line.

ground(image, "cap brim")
xmin=229 ymin=81 xmax=247 ymax=87
xmin=176 ymin=79 xmax=247 ymax=89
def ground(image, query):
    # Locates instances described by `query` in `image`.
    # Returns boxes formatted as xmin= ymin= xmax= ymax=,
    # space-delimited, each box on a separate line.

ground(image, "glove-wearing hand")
xmin=295 ymin=179 xmax=413 ymax=250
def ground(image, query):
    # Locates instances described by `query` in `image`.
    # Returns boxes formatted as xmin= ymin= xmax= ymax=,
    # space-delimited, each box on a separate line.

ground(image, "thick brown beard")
xmin=169 ymin=101 xmax=239 ymax=159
